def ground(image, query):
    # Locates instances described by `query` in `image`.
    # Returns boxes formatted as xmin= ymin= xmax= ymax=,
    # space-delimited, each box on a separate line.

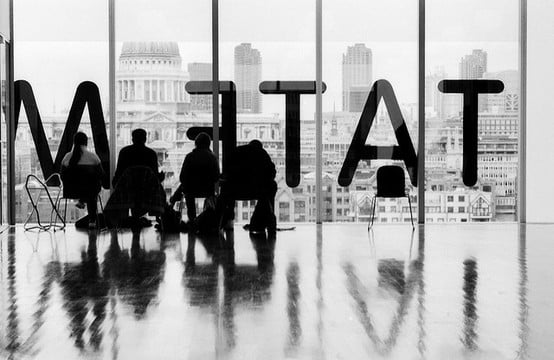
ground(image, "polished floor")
xmin=0 ymin=223 xmax=551 ymax=360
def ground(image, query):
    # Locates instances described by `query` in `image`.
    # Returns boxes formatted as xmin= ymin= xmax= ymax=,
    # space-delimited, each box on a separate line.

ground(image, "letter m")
xmin=14 ymin=80 xmax=110 ymax=187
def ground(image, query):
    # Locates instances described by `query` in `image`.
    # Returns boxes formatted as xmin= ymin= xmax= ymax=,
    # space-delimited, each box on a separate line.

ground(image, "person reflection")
xmin=59 ymin=231 xmax=108 ymax=351
xmin=182 ymin=230 xmax=276 ymax=351
xmin=102 ymin=229 xmax=166 ymax=320
xmin=182 ymin=232 xmax=221 ymax=307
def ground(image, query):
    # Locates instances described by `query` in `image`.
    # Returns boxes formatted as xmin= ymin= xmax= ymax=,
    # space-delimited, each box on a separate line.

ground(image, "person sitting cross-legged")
xmin=170 ymin=132 xmax=220 ymax=225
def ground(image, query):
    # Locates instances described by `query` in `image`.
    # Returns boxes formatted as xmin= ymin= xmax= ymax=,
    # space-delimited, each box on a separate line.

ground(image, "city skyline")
xmin=13 ymin=40 xmax=519 ymax=118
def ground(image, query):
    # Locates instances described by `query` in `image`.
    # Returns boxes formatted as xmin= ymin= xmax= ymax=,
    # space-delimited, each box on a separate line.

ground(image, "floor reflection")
xmin=461 ymin=257 xmax=478 ymax=351
xmin=0 ymin=224 xmax=544 ymax=359
xmin=344 ymin=228 xmax=425 ymax=356
xmin=182 ymin=228 xmax=276 ymax=354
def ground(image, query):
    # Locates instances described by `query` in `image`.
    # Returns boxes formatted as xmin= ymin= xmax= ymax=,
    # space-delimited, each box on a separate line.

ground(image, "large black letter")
xmin=185 ymin=81 xmax=236 ymax=174
xmin=259 ymin=81 xmax=327 ymax=187
xmin=15 ymin=80 xmax=110 ymax=187
xmin=438 ymin=80 xmax=504 ymax=186
xmin=339 ymin=80 xmax=418 ymax=187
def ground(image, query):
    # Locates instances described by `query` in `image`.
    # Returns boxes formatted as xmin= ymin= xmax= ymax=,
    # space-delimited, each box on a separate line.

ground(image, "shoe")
xmin=76 ymin=200 xmax=86 ymax=209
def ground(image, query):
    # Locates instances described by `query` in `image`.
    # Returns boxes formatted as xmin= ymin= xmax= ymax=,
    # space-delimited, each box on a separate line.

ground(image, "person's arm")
xmin=262 ymin=150 xmax=276 ymax=179
xmin=60 ymin=152 xmax=71 ymax=180
xmin=93 ymin=153 xmax=105 ymax=178
xmin=179 ymin=155 xmax=190 ymax=185
xmin=149 ymin=148 xmax=164 ymax=181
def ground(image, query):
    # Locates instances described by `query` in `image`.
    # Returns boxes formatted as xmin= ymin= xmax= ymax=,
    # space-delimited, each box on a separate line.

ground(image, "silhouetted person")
xmin=59 ymin=231 xmax=108 ymax=350
xmin=61 ymin=131 xmax=104 ymax=228
xmin=112 ymin=128 xmax=164 ymax=187
xmin=170 ymin=132 xmax=220 ymax=222
xmin=218 ymin=139 xmax=277 ymax=232
xmin=105 ymin=129 xmax=166 ymax=227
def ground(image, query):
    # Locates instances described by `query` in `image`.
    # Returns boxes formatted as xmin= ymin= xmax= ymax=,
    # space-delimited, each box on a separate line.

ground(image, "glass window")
xmin=116 ymin=0 xmax=211 ymax=198
xmin=527 ymin=1 xmax=554 ymax=221
xmin=221 ymin=0 xmax=314 ymax=222
xmin=324 ymin=0 xmax=418 ymax=222
xmin=14 ymin=0 xmax=109 ymax=223
xmin=427 ymin=0 xmax=519 ymax=222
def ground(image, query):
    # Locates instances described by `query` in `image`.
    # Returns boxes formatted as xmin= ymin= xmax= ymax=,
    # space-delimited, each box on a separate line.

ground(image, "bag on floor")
xmin=194 ymin=195 xmax=219 ymax=235
xmin=156 ymin=203 xmax=182 ymax=233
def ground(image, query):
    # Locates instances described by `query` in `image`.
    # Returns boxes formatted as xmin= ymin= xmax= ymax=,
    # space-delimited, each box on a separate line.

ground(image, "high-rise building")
xmin=459 ymin=49 xmax=488 ymax=79
xmin=459 ymin=49 xmax=488 ymax=112
xmin=234 ymin=43 xmax=262 ymax=113
xmin=187 ymin=62 xmax=212 ymax=112
xmin=342 ymin=44 xmax=372 ymax=112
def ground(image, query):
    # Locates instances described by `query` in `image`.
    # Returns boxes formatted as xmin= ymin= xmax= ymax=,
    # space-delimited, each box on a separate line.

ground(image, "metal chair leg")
xmin=407 ymin=195 xmax=415 ymax=228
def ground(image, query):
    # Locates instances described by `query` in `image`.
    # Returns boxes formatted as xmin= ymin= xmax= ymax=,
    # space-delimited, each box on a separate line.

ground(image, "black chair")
xmin=369 ymin=165 xmax=414 ymax=228
xmin=59 ymin=164 xmax=105 ymax=229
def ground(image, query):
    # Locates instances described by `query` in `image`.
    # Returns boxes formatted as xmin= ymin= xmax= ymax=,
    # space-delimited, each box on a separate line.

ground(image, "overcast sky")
xmin=12 ymin=0 xmax=520 ymax=117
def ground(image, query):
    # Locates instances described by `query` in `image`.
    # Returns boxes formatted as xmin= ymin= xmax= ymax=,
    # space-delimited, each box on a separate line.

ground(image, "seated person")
xmin=112 ymin=128 xmax=164 ymax=187
xmin=105 ymin=128 xmax=166 ymax=227
xmin=170 ymin=132 xmax=220 ymax=222
xmin=218 ymin=140 xmax=277 ymax=232
xmin=60 ymin=131 xmax=104 ymax=228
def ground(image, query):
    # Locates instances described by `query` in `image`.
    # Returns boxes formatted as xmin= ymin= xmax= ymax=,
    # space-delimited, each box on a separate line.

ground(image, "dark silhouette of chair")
xmin=369 ymin=165 xmax=414 ymax=228
xmin=59 ymin=164 xmax=104 ymax=228
xmin=104 ymin=166 xmax=166 ymax=228
xmin=175 ymin=186 xmax=216 ymax=222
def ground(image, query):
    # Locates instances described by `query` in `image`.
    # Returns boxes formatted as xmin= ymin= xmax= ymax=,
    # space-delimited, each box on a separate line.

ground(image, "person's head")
xmin=73 ymin=131 xmax=88 ymax=148
xmin=249 ymin=139 xmax=263 ymax=149
xmin=194 ymin=132 xmax=211 ymax=150
xmin=69 ymin=131 xmax=88 ymax=167
xmin=132 ymin=128 xmax=147 ymax=145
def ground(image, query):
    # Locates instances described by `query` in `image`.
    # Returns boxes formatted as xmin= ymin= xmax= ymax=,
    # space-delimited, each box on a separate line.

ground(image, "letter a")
xmin=338 ymin=79 xmax=418 ymax=187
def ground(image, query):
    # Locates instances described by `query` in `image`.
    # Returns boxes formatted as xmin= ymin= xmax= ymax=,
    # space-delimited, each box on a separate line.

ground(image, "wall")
xmin=526 ymin=0 xmax=554 ymax=222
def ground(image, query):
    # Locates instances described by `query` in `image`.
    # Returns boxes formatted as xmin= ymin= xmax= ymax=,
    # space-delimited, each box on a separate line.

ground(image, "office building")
xmin=234 ymin=43 xmax=262 ymax=113
xmin=342 ymin=43 xmax=372 ymax=112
